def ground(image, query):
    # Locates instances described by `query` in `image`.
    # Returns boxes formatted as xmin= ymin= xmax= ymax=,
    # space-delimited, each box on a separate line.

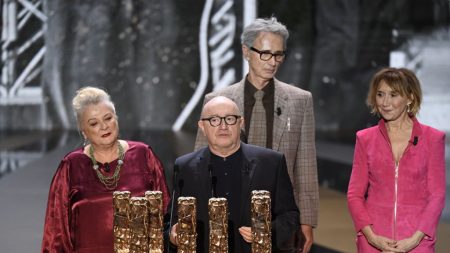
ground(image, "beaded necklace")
xmin=89 ymin=141 xmax=125 ymax=190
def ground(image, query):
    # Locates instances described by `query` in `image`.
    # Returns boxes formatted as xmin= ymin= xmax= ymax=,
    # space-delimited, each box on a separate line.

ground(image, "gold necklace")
xmin=89 ymin=141 xmax=125 ymax=190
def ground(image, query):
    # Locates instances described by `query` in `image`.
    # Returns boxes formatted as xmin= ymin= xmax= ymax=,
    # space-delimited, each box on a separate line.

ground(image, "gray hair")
xmin=241 ymin=17 xmax=289 ymax=49
xmin=72 ymin=86 xmax=116 ymax=128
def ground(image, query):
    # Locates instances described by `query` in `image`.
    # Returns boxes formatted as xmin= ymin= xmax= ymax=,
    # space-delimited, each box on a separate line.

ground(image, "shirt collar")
xmin=244 ymin=76 xmax=274 ymax=104
xmin=378 ymin=116 xmax=423 ymax=145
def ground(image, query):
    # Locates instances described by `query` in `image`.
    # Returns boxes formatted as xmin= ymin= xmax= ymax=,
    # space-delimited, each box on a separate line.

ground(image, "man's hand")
xmin=238 ymin=226 xmax=252 ymax=243
xmin=169 ymin=223 xmax=178 ymax=246
xmin=299 ymin=224 xmax=314 ymax=253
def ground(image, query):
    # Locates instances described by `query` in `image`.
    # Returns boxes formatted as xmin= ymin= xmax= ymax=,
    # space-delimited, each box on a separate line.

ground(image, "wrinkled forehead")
xmin=202 ymin=98 xmax=241 ymax=117
xmin=203 ymin=104 xmax=239 ymax=117
xmin=81 ymin=101 xmax=116 ymax=118
xmin=89 ymin=100 xmax=115 ymax=111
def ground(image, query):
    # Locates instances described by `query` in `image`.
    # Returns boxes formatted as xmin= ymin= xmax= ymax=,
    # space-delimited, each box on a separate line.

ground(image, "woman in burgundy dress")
xmin=41 ymin=86 xmax=170 ymax=253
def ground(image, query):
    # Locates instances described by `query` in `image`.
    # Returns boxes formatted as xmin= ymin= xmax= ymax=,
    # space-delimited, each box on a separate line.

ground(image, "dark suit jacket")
xmin=172 ymin=142 xmax=299 ymax=253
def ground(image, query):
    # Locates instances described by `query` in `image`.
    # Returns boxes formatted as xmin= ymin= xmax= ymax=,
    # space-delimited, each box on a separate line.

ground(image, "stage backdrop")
xmin=1 ymin=0 xmax=449 ymax=140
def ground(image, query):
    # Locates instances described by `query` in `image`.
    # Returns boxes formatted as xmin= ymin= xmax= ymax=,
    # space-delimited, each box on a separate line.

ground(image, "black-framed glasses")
xmin=201 ymin=115 xmax=241 ymax=127
xmin=250 ymin=47 xmax=286 ymax=62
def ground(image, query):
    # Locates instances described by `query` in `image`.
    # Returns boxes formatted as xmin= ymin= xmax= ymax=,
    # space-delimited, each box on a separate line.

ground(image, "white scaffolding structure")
xmin=1 ymin=0 xmax=47 ymax=128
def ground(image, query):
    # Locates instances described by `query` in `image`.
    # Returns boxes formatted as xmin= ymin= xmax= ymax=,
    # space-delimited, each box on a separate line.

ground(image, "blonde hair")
xmin=366 ymin=67 xmax=422 ymax=116
xmin=72 ymin=86 xmax=116 ymax=127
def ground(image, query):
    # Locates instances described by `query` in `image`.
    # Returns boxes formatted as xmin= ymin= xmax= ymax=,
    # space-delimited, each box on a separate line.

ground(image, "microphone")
xmin=413 ymin=136 xmax=418 ymax=146
xmin=243 ymin=159 xmax=255 ymax=175
xmin=178 ymin=179 xmax=184 ymax=196
xmin=211 ymin=176 xmax=217 ymax=198
xmin=167 ymin=164 xmax=179 ymax=252
xmin=208 ymin=164 xmax=216 ymax=198
xmin=276 ymin=107 xmax=282 ymax=116
xmin=243 ymin=164 xmax=250 ymax=175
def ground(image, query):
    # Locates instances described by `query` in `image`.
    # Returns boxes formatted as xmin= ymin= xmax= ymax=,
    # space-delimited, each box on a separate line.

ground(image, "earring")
xmin=82 ymin=133 xmax=88 ymax=146
xmin=406 ymin=103 xmax=411 ymax=113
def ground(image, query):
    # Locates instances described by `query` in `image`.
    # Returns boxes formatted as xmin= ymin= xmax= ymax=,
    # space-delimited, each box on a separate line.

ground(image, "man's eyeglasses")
xmin=250 ymin=47 xmax=286 ymax=62
xmin=201 ymin=115 xmax=241 ymax=127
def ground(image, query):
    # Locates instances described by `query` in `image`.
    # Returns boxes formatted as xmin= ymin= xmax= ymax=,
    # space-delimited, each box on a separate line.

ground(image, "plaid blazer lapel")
xmin=229 ymin=79 xmax=245 ymax=114
xmin=273 ymin=79 xmax=289 ymax=151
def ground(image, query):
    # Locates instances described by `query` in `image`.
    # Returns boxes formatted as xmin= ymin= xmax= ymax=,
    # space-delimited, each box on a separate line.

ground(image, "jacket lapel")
xmin=273 ymin=79 xmax=289 ymax=151
xmin=239 ymin=143 xmax=257 ymax=224
xmin=195 ymin=148 xmax=212 ymax=199
xmin=379 ymin=116 xmax=423 ymax=148
xmin=230 ymin=79 xmax=245 ymax=115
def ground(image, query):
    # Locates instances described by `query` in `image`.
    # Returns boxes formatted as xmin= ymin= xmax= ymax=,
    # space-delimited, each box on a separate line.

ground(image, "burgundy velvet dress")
xmin=41 ymin=141 xmax=170 ymax=253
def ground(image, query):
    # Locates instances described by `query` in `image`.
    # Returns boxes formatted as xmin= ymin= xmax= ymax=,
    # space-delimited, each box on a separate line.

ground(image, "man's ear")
xmin=242 ymin=45 xmax=250 ymax=60
xmin=198 ymin=120 xmax=206 ymax=136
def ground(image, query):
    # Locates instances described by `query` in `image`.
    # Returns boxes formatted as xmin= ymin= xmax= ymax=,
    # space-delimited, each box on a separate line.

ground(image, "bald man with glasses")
xmin=170 ymin=96 xmax=299 ymax=252
xmin=195 ymin=17 xmax=319 ymax=253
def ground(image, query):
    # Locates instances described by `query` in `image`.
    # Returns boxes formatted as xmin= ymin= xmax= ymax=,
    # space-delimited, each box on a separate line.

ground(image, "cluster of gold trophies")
xmin=113 ymin=191 xmax=165 ymax=253
xmin=113 ymin=190 xmax=271 ymax=253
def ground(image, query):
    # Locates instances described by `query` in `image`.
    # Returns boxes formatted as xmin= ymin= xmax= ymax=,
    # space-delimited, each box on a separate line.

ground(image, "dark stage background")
xmin=2 ymin=0 xmax=449 ymax=139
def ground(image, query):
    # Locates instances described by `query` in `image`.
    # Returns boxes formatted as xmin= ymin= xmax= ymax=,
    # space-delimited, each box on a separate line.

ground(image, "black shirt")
xmin=210 ymin=147 xmax=243 ymax=252
xmin=244 ymin=77 xmax=275 ymax=148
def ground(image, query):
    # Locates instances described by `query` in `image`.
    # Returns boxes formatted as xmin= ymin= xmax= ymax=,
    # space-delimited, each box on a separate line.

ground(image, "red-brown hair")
xmin=366 ymin=67 xmax=422 ymax=116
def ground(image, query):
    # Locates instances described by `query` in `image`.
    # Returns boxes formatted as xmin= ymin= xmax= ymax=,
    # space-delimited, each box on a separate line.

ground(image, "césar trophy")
xmin=177 ymin=197 xmax=197 ymax=253
xmin=129 ymin=197 xmax=149 ymax=253
xmin=251 ymin=190 xmax=271 ymax=253
xmin=113 ymin=191 xmax=131 ymax=253
xmin=208 ymin=198 xmax=228 ymax=253
xmin=145 ymin=191 xmax=164 ymax=253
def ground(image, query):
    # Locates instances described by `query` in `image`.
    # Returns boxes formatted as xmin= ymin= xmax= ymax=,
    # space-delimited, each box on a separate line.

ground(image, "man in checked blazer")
xmin=195 ymin=17 xmax=319 ymax=252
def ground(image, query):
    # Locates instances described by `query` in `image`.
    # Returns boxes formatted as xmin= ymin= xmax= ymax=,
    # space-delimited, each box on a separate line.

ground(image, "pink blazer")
xmin=347 ymin=117 xmax=446 ymax=252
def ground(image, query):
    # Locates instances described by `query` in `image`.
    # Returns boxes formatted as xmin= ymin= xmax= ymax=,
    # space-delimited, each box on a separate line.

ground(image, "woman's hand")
xmin=238 ymin=226 xmax=252 ymax=243
xmin=362 ymin=226 xmax=402 ymax=252
xmin=395 ymin=231 xmax=425 ymax=252
xmin=366 ymin=234 xmax=401 ymax=252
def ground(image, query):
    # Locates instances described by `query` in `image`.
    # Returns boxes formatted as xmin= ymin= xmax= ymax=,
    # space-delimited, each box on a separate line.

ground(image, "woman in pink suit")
xmin=347 ymin=68 xmax=446 ymax=252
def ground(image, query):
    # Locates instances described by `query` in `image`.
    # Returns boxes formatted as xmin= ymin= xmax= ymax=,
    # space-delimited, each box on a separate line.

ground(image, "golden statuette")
xmin=129 ymin=197 xmax=149 ymax=253
xmin=145 ymin=191 xmax=164 ymax=253
xmin=177 ymin=197 xmax=197 ymax=253
xmin=251 ymin=190 xmax=271 ymax=253
xmin=113 ymin=191 xmax=131 ymax=253
xmin=208 ymin=198 xmax=228 ymax=253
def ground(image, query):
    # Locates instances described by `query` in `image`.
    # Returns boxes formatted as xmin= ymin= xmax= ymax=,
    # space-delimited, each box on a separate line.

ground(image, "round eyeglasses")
xmin=201 ymin=115 xmax=241 ymax=127
xmin=250 ymin=47 xmax=286 ymax=62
